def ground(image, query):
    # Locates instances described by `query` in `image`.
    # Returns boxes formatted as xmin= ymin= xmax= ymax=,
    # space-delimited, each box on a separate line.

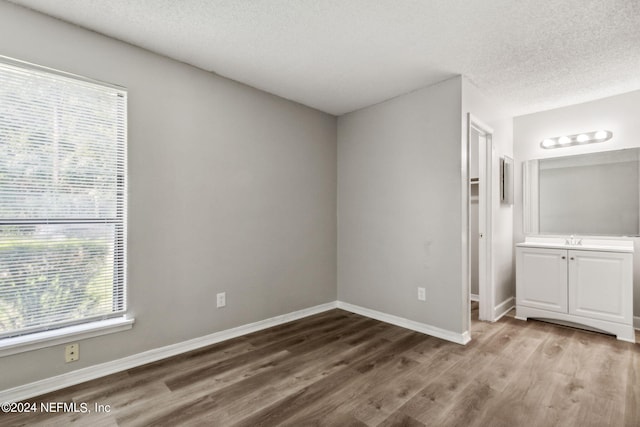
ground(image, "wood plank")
xmin=378 ymin=412 xmax=426 ymax=427
xmin=3 ymin=308 xmax=638 ymax=427
xmin=119 ymin=339 xmax=387 ymax=424
xmin=624 ymin=347 xmax=640 ymax=427
xmin=164 ymin=315 xmax=373 ymax=390
xmin=232 ymin=332 xmax=429 ymax=426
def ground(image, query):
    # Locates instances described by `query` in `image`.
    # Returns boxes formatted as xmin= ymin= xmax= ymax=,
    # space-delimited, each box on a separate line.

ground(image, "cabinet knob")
xmin=561 ymin=256 xmax=566 ymax=259
xmin=570 ymin=257 xmax=575 ymax=260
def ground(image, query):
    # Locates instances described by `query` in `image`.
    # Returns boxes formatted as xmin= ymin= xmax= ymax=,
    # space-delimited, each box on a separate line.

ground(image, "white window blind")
xmin=0 ymin=58 xmax=127 ymax=339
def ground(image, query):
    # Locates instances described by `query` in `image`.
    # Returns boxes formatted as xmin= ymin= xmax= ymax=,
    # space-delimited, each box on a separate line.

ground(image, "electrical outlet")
xmin=65 ymin=343 xmax=79 ymax=363
xmin=216 ymin=292 xmax=226 ymax=308
xmin=417 ymin=287 xmax=426 ymax=301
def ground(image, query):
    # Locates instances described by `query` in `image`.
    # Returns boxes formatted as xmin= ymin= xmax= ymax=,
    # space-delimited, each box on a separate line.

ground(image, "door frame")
xmin=467 ymin=113 xmax=495 ymax=323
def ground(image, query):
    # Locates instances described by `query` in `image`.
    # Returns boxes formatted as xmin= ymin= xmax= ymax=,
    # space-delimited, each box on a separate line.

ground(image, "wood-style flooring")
xmin=3 ymin=302 xmax=640 ymax=426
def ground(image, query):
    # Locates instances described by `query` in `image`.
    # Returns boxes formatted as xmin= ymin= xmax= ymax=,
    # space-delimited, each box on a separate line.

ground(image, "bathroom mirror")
xmin=523 ymin=148 xmax=640 ymax=236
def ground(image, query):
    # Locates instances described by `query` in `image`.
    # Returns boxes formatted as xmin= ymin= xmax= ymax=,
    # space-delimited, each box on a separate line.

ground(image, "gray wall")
xmin=514 ymin=89 xmax=640 ymax=321
xmin=0 ymin=2 xmax=337 ymax=390
xmin=337 ymin=77 xmax=466 ymax=334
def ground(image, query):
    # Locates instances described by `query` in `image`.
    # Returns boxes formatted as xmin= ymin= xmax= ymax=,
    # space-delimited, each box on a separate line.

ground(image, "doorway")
xmin=468 ymin=114 xmax=494 ymax=323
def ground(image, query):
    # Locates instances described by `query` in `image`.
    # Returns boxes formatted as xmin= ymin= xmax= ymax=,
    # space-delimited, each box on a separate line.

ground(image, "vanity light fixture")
xmin=540 ymin=130 xmax=613 ymax=149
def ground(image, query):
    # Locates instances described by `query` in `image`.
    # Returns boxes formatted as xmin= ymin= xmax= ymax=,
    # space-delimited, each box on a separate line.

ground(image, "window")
xmin=0 ymin=57 xmax=127 ymax=341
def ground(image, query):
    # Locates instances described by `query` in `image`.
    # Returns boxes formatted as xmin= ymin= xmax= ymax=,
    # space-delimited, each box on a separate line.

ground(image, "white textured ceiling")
xmin=9 ymin=0 xmax=640 ymax=116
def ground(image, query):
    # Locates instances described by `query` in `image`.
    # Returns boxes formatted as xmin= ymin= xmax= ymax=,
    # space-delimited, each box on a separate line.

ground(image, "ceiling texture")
xmin=9 ymin=0 xmax=640 ymax=116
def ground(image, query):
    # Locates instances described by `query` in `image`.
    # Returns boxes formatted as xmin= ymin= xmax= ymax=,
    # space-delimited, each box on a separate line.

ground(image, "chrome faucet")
xmin=565 ymin=235 xmax=582 ymax=245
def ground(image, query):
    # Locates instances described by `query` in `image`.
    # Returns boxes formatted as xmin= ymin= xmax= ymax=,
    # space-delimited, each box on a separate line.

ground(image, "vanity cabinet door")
xmin=568 ymin=250 xmax=632 ymax=324
xmin=516 ymin=247 xmax=568 ymax=313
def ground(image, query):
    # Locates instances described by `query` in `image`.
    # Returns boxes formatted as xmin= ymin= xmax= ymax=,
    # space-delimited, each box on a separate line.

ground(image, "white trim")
xmin=516 ymin=305 xmax=635 ymax=343
xmin=1 ymin=300 xmax=476 ymax=403
xmin=0 ymin=54 xmax=126 ymax=92
xmin=470 ymin=293 xmax=479 ymax=302
xmin=468 ymin=113 xmax=495 ymax=323
xmin=523 ymin=160 xmax=540 ymax=234
xmin=336 ymin=301 xmax=470 ymax=345
xmin=0 ymin=302 xmax=337 ymax=403
xmin=462 ymin=112 xmax=470 ymax=343
xmin=0 ymin=317 xmax=135 ymax=357
xmin=493 ymin=297 xmax=515 ymax=321
xmin=634 ymin=316 xmax=640 ymax=330
xmin=468 ymin=113 xmax=494 ymax=135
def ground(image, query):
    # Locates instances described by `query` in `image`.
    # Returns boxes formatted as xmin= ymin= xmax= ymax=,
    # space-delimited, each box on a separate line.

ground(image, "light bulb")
xmin=577 ymin=134 xmax=589 ymax=143
xmin=541 ymin=138 xmax=556 ymax=148
xmin=595 ymin=130 xmax=608 ymax=140
xmin=558 ymin=136 xmax=571 ymax=145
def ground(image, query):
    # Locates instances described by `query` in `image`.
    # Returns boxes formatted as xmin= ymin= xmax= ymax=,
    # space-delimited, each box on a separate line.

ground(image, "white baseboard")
xmin=336 ymin=301 xmax=470 ymax=345
xmin=634 ymin=316 xmax=640 ymax=330
xmin=493 ymin=297 xmax=515 ymax=321
xmin=2 ymin=300 xmax=478 ymax=403
xmin=0 ymin=301 xmax=338 ymax=403
xmin=470 ymin=293 xmax=479 ymax=302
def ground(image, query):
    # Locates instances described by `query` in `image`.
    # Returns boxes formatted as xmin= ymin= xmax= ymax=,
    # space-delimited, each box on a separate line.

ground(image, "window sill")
xmin=0 ymin=316 xmax=135 ymax=357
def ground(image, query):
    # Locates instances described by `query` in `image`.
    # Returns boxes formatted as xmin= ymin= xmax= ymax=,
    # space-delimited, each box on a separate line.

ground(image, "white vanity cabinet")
xmin=516 ymin=247 xmax=568 ymax=313
xmin=516 ymin=238 xmax=634 ymax=342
